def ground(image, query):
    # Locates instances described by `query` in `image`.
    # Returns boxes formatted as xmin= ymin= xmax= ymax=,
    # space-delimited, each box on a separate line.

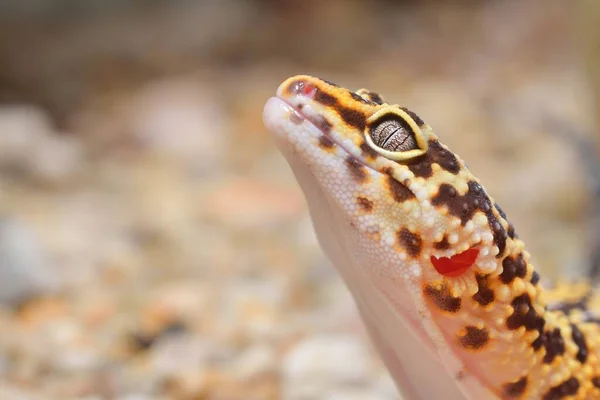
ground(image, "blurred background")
xmin=0 ymin=1 xmax=599 ymax=399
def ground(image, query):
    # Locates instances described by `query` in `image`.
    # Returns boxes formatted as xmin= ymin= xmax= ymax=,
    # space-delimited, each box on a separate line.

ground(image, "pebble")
xmin=282 ymin=334 xmax=372 ymax=398
xmin=231 ymin=343 xmax=276 ymax=381
xmin=0 ymin=105 xmax=84 ymax=185
xmin=126 ymin=78 xmax=228 ymax=172
xmin=0 ymin=218 xmax=58 ymax=305
xmin=206 ymin=179 xmax=304 ymax=228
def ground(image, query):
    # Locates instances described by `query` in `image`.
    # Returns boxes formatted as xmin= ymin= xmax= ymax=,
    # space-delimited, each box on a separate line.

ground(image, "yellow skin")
xmin=263 ymin=75 xmax=600 ymax=399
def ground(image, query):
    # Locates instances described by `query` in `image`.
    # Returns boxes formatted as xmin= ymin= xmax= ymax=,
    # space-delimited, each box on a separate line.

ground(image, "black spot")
xmin=495 ymin=203 xmax=507 ymax=219
xmin=539 ymin=328 xmax=565 ymax=363
xmin=472 ymin=274 xmax=494 ymax=306
xmin=400 ymin=106 xmax=425 ymax=126
xmin=530 ymin=271 xmax=540 ymax=285
xmin=398 ymin=228 xmax=422 ymax=257
xmin=499 ymin=254 xmax=527 ymax=284
xmin=319 ymin=78 xmax=340 ymax=87
xmin=434 ymin=235 xmax=450 ymax=250
xmin=349 ymin=91 xmax=373 ymax=105
xmin=356 ymin=196 xmax=373 ymax=212
xmin=459 ymin=326 xmax=489 ymax=350
xmin=503 ymin=376 xmax=528 ymax=398
xmin=406 ymin=140 xmax=460 ymax=178
xmin=507 ymin=294 xmax=545 ymax=334
xmin=423 ymin=283 xmax=461 ymax=313
xmin=432 ymin=181 xmax=507 ymax=257
xmin=570 ymin=324 xmax=588 ymax=363
xmin=387 ymin=176 xmax=415 ymax=203
xmin=542 ymin=377 xmax=579 ymax=400
xmin=345 ymin=157 xmax=368 ymax=183
xmin=368 ymin=92 xmax=384 ymax=105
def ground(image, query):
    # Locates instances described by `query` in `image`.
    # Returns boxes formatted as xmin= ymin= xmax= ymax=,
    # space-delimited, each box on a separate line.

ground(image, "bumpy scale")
xmin=263 ymin=75 xmax=600 ymax=400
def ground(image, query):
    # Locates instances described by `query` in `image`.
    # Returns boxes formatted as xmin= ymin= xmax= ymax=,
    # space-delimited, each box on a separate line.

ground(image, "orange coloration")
xmin=431 ymin=248 xmax=479 ymax=277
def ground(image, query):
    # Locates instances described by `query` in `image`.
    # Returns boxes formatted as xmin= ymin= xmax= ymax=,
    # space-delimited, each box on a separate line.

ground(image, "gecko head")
xmin=264 ymin=75 xmax=512 ymax=285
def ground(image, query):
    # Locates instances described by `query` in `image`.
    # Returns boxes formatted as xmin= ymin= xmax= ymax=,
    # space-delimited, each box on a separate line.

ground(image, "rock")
xmin=0 ymin=218 xmax=59 ymax=305
xmin=126 ymin=78 xmax=228 ymax=172
xmin=0 ymin=105 xmax=84 ymax=185
xmin=29 ymin=134 xmax=84 ymax=185
xmin=0 ymin=106 xmax=51 ymax=165
xmin=282 ymin=334 xmax=372 ymax=399
xmin=231 ymin=344 xmax=276 ymax=381
xmin=206 ymin=179 xmax=304 ymax=228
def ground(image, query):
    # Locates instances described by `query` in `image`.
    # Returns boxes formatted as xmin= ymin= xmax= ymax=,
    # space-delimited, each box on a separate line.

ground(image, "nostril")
xmin=302 ymin=83 xmax=316 ymax=97
xmin=289 ymin=79 xmax=317 ymax=98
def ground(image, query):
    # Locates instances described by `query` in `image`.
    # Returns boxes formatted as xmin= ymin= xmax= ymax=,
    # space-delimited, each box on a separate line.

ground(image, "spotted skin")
xmin=263 ymin=75 xmax=600 ymax=399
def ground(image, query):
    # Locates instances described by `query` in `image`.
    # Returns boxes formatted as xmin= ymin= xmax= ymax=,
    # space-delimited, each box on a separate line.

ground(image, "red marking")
xmin=431 ymin=248 xmax=479 ymax=277
xmin=302 ymin=83 xmax=316 ymax=97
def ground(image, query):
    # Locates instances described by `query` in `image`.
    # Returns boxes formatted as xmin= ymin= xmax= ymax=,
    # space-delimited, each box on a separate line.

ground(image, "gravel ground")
xmin=0 ymin=1 xmax=597 ymax=399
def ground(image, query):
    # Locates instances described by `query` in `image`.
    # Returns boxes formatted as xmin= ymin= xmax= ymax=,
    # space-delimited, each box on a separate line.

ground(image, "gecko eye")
xmin=364 ymin=107 xmax=428 ymax=161
xmin=369 ymin=116 xmax=418 ymax=152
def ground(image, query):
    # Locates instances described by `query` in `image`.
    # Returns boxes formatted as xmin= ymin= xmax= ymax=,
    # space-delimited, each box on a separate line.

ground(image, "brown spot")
xmin=423 ymin=283 xmax=461 ymax=313
xmin=507 ymin=294 xmax=545 ymax=332
xmin=398 ymin=228 xmax=422 ymax=257
xmin=366 ymin=231 xmax=381 ymax=241
xmin=356 ymin=197 xmax=373 ymax=212
xmin=503 ymin=376 xmax=528 ymax=398
xmin=593 ymin=377 xmax=600 ymax=389
xmin=360 ymin=142 xmax=379 ymax=159
xmin=313 ymin=115 xmax=333 ymax=134
xmin=570 ymin=324 xmax=588 ymax=363
xmin=499 ymin=254 xmax=527 ymax=284
xmin=407 ymin=140 xmax=460 ymax=178
xmin=314 ymin=90 xmax=338 ymax=106
xmin=387 ymin=176 xmax=415 ymax=203
xmin=318 ymin=135 xmax=335 ymax=149
xmin=458 ymin=326 xmax=489 ymax=350
xmin=345 ymin=157 xmax=368 ymax=183
xmin=434 ymin=235 xmax=450 ymax=250
xmin=336 ymin=106 xmax=367 ymax=130
xmin=290 ymin=110 xmax=304 ymax=125
xmin=472 ymin=274 xmax=494 ymax=306
xmin=542 ymin=377 xmax=579 ymax=400
xmin=431 ymin=181 xmax=507 ymax=257
xmin=400 ymin=106 xmax=425 ymax=126
xmin=539 ymin=328 xmax=565 ymax=363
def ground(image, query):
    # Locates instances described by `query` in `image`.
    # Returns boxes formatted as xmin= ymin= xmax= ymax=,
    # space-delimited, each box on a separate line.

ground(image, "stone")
xmin=0 ymin=218 xmax=58 ymax=305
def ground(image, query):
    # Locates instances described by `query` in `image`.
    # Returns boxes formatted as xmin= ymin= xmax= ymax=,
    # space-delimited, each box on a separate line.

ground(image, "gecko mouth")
xmin=276 ymin=96 xmax=378 ymax=173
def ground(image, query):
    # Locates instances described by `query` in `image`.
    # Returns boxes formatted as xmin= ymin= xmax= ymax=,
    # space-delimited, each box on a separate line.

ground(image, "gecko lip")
xmin=276 ymin=95 xmax=377 ymax=173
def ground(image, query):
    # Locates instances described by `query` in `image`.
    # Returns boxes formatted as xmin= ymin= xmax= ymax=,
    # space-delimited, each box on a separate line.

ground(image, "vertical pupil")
xmin=369 ymin=117 xmax=418 ymax=152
